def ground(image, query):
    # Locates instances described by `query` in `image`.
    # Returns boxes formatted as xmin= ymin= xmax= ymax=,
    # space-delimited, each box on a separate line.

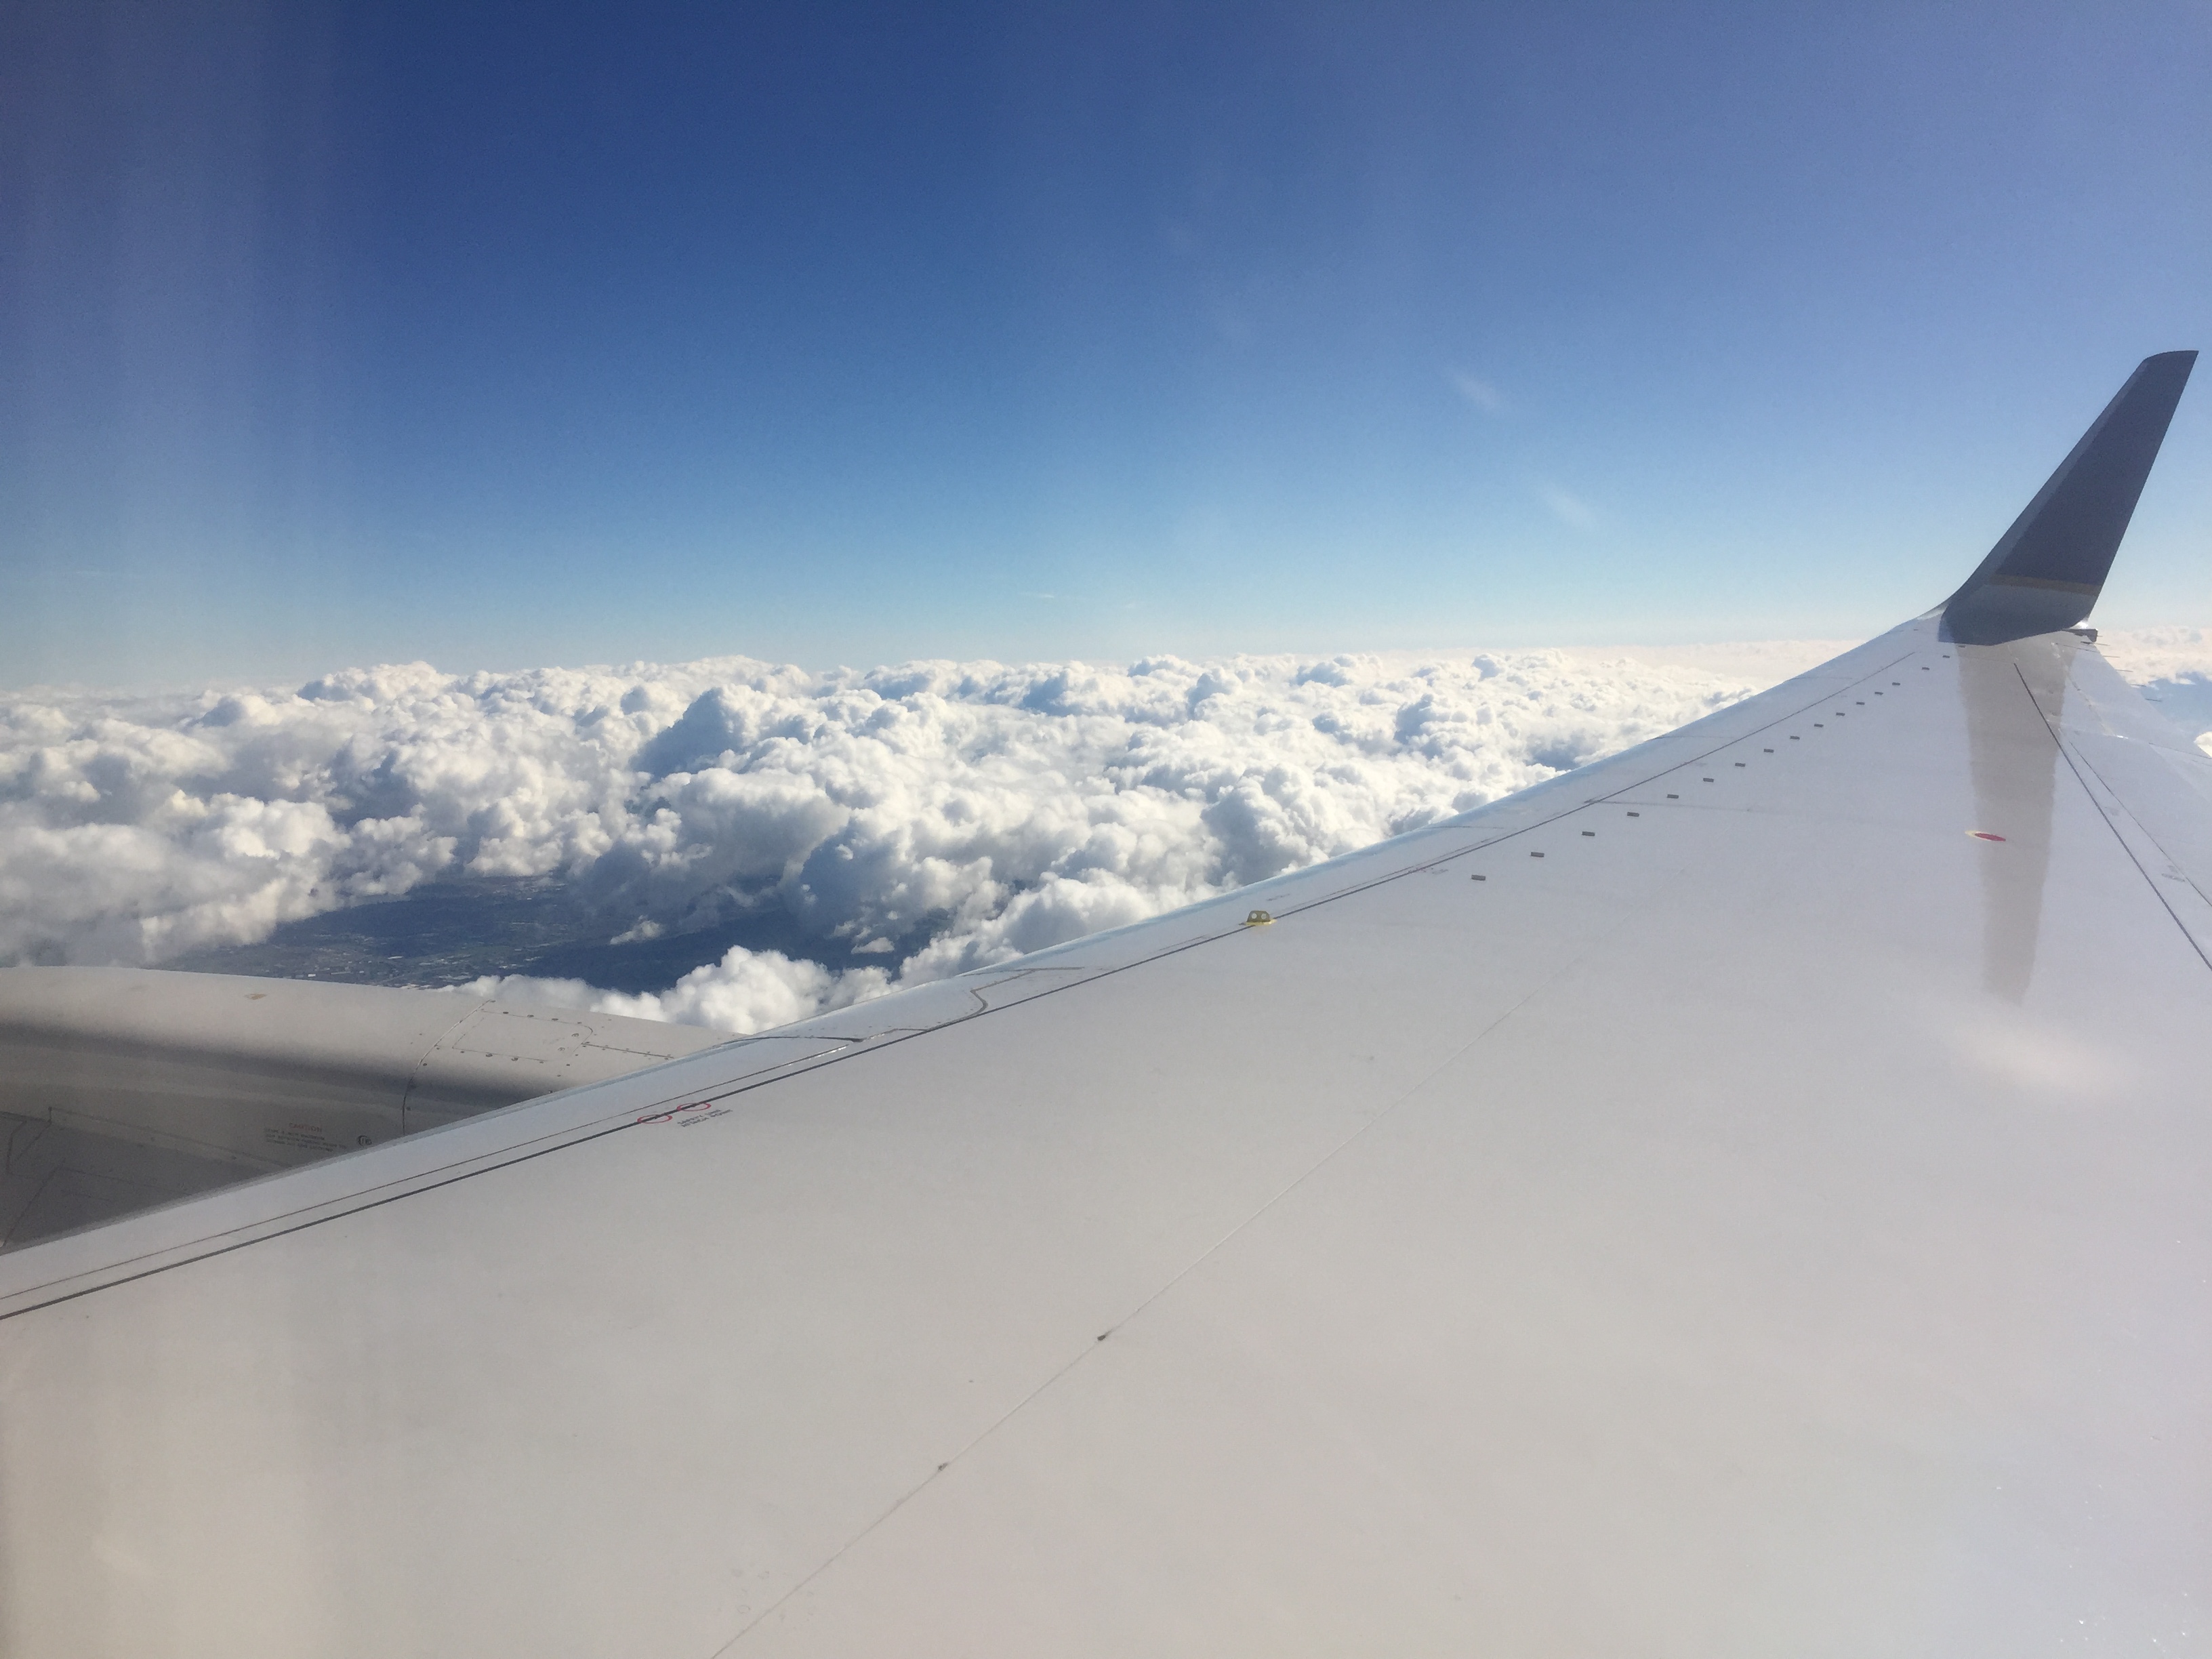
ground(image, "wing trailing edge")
xmin=1942 ymin=349 xmax=2195 ymax=645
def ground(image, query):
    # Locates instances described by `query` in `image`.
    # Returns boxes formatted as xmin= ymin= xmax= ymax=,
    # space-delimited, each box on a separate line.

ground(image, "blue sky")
xmin=4 ymin=2 xmax=2209 ymax=688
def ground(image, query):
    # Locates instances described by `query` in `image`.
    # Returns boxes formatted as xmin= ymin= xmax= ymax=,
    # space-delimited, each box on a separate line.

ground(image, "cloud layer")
xmin=7 ymin=632 xmax=2207 ymax=1033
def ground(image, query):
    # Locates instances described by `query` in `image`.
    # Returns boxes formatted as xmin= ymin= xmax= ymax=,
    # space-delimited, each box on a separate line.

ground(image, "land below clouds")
xmin=165 ymin=874 xmax=903 ymax=993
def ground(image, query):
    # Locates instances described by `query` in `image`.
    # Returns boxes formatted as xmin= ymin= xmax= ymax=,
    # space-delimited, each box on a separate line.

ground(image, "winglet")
xmin=1942 ymin=350 xmax=2196 ymax=645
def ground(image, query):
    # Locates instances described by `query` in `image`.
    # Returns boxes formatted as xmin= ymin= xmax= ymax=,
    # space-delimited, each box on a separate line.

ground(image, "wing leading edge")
xmin=0 ymin=359 xmax=2205 ymax=1657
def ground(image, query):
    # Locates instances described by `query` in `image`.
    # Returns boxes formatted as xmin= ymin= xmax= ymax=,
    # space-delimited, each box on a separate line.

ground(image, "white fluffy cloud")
xmin=6 ymin=631 xmax=2208 ymax=1033
xmin=461 ymin=946 xmax=892 ymax=1037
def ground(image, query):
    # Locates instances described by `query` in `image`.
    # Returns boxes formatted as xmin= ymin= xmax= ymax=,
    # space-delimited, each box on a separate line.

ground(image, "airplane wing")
xmin=0 ymin=353 xmax=2202 ymax=1657
xmin=0 ymin=968 xmax=729 ymax=1248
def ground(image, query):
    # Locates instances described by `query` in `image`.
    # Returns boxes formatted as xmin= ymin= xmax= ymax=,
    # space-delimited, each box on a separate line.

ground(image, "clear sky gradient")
xmin=4 ymin=2 xmax=2209 ymax=689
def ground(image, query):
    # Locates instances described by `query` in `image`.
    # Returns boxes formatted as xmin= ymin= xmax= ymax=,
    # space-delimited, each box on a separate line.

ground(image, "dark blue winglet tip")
xmin=1942 ymin=350 xmax=2197 ymax=646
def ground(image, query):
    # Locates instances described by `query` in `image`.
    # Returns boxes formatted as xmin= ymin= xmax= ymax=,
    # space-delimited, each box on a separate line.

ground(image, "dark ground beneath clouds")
xmin=165 ymin=874 xmax=887 ymax=992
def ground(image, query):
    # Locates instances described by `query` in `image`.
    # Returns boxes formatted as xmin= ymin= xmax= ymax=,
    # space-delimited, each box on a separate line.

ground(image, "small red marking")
xmin=1970 ymin=832 xmax=2007 ymax=842
xmin=637 ymin=1102 xmax=714 ymax=1125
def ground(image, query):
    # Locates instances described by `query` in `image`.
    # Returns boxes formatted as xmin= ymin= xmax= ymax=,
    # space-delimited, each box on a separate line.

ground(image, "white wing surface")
xmin=1 ymin=356 xmax=2204 ymax=1656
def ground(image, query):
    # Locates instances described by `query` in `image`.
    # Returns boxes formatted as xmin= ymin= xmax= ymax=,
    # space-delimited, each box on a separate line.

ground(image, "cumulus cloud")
xmin=461 ymin=945 xmax=891 ymax=1035
xmin=5 ymin=628 xmax=2207 ymax=1033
